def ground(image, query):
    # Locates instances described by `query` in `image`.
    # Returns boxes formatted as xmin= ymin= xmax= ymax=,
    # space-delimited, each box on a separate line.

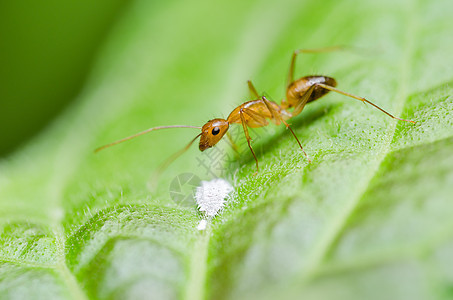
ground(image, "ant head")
xmin=199 ymin=118 xmax=229 ymax=151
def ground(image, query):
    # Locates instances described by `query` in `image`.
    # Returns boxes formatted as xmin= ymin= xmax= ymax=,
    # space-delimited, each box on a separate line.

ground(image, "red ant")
xmin=96 ymin=47 xmax=415 ymax=172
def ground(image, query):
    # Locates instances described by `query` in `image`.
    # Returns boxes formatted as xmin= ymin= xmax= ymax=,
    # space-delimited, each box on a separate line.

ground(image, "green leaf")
xmin=1 ymin=0 xmax=453 ymax=299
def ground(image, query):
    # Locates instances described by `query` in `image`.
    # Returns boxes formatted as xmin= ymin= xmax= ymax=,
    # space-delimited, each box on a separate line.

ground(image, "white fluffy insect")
xmin=195 ymin=178 xmax=234 ymax=230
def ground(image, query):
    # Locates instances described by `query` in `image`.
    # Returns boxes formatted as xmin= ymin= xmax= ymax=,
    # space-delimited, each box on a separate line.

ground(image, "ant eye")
xmin=212 ymin=127 xmax=220 ymax=135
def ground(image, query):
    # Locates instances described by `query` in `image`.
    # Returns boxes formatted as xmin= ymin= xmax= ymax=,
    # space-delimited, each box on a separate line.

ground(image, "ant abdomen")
xmin=286 ymin=75 xmax=337 ymax=108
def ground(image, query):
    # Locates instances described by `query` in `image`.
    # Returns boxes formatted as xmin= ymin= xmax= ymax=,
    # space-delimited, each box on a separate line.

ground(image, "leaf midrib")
xmin=181 ymin=0 xmax=322 ymax=297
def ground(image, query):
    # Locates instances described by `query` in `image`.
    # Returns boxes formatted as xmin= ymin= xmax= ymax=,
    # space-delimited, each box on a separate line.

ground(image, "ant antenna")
xmin=156 ymin=133 xmax=202 ymax=174
xmin=146 ymin=132 xmax=202 ymax=186
xmin=95 ymin=125 xmax=201 ymax=153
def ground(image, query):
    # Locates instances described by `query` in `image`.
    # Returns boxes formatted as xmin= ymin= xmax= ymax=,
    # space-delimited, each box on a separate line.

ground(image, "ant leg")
xmin=252 ymin=98 xmax=311 ymax=163
xmin=316 ymin=83 xmax=416 ymax=123
xmin=260 ymin=95 xmax=281 ymax=123
xmin=292 ymin=84 xmax=316 ymax=116
xmin=226 ymin=131 xmax=241 ymax=156
xmin=247 ymin=80 xmax=260 ymax=99
xmin=239 ymin=109 xmax=259 ymax=172
xmin=280 ymin=119 xmax=311 ymax=162
xmin=241 ymin=108 xmax=269 ymax=126
xmin=286 ymin=46 xmax=344 ymax=87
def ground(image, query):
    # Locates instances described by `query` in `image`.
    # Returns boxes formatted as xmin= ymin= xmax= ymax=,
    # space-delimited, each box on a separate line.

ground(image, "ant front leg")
xmin=247 ymin=80 xmax=261 ymax=99
xmin=226 ymin=131 xmax=241 ymax=157
xmin=239 ymin=109 xmax=260 ymax=173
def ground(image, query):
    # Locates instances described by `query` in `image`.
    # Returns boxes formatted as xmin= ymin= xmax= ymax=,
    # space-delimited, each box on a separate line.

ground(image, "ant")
xmin=96 ymin=46 xmax=415 ymax=172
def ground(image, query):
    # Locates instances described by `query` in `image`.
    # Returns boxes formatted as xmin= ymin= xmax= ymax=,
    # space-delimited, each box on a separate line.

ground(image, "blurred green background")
xmin=0 ymin=0 xmax=130 ymax=156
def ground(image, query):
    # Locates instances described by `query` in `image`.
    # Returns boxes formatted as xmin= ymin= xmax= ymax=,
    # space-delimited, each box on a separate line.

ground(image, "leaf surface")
xmin=1 ymin=0 xmax=453 ymax=299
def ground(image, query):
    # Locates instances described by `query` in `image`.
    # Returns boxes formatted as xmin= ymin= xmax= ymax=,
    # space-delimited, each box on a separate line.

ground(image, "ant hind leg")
xmin=316 ymin=83 xmax=416 ymax=123
xmin=286 ymin=46 xmax=344 ymax=87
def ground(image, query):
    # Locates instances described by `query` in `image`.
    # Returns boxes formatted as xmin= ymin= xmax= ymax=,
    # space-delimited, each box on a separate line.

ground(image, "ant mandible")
xmin=96 ymin=46 xmax=415 ymax=172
